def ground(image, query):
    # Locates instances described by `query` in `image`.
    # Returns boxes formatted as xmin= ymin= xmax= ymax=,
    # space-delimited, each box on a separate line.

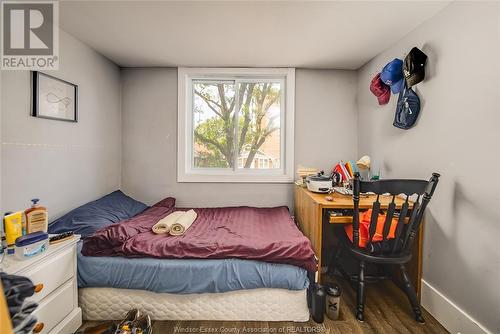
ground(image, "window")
xmin=178 ymin=68 xmax=295 ymax=183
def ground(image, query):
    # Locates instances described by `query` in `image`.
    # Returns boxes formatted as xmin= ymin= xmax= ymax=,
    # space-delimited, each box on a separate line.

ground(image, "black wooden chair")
xmin=333 ymin=172 xmax=440 ymax=323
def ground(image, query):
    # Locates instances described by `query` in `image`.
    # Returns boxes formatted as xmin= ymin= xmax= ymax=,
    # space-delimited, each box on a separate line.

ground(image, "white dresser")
xmin=1 ymin=235 xmax=82 ymax=334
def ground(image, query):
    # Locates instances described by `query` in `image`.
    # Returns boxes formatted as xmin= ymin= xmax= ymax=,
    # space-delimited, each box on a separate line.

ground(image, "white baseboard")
xmin=421 ymin=280 xmax=490 ymax=334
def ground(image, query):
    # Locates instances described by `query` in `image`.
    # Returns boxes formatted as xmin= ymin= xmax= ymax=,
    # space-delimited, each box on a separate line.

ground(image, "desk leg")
xmin=294 ymin=187 xmax=323 ymax=283
xmin=414 ymin=223 xmax=424 ymax=299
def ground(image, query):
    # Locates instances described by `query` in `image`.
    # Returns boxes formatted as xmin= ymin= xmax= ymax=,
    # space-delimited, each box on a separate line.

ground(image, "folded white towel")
xmin=169 ymin=209 xmax=197 ymax=236
xmin=152 ymin=211 xmax=185 ymax=234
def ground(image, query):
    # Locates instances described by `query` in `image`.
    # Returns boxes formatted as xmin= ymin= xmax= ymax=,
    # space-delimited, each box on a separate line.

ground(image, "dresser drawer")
xmin=32 ymin=279 xmax=75 ymax=334
xmin=19 ymin=247 xmax=74 ymax=303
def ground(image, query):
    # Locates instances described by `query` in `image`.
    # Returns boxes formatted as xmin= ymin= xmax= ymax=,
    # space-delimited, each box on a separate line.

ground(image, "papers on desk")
xmin=333 ymin=187 xmax=353 ymax=196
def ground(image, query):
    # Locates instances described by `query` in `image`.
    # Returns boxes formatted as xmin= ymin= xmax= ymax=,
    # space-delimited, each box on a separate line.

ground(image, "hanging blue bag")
xmin=393 ymin=84 xmax=420 ymax=129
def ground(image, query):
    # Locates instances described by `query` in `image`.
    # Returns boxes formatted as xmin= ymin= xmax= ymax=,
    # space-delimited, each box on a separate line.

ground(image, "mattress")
xmin=79 ymin=287 xmax=310 ymax=322
xmin=77 ymin=243 xmax=309 ymax=294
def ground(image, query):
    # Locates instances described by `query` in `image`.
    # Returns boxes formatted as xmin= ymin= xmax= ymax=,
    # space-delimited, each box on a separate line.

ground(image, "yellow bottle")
xmin=4 ymin=211 xmax=23 ymax=254
xmin=25 ymin=199 xmax=48 ymax=234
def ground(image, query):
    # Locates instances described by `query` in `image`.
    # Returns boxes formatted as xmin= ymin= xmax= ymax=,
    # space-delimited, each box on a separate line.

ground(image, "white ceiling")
xmin=59 ymin=1 xmax=451 ymax=69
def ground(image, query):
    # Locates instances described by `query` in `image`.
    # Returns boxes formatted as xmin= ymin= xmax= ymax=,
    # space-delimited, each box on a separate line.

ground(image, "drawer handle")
xmin=34 ymin=283 xmax=44 ymax=293
xmin=33 ymin=322 xmax=44 ymax=333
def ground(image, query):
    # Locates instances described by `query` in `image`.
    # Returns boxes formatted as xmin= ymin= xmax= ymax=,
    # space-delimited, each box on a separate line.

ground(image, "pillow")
xmin=48 ymin=190 xmax=148 ymax=238
xmin=152 ymin=197 xmax=176 ymax=208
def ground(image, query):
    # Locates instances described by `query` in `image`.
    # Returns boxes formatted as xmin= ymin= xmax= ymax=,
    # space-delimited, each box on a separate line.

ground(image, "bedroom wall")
xmin=356 ymin=2 xmax=500 ymax=333
xmin=0 ymin=70 xmax=2 ymax=215
xmin=121 ymin=68 xmax=357 ymax=209
xmin=1 ymin=29 xmax=122 ymax=219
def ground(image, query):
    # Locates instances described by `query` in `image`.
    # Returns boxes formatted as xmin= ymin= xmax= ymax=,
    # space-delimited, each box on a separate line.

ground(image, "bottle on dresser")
xmin=25 ymin=199 xmax=48 ymax=234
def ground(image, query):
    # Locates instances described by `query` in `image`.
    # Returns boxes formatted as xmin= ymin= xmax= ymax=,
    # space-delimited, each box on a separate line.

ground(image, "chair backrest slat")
xmin=402 ymin=198 xmax=420 ymax=250
xmin=366 ymin=195 xmax=381 ymax=248
xmin=380 ymin=196 xmax=396 ymax=253
xmin=382 ymin=197 xmax=396 ymax=240
xmin=352 ymin=173 xmax=440 ymax=257
xmin=352 ymin=176 xmax=361 ymax=248
xmin=392 ymin=197 xmax=409 ymax=254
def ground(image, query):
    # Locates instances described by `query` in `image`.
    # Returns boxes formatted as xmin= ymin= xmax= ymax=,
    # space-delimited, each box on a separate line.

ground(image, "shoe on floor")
xmin=131 ymin=314 xmax=152 ymax=334
xmin=115 ymin=309 xmax=141 ymax=334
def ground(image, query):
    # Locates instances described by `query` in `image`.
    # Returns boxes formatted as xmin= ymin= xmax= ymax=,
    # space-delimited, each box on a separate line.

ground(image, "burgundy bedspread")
xmin=82 ymin=197 xmax=316 ymax=271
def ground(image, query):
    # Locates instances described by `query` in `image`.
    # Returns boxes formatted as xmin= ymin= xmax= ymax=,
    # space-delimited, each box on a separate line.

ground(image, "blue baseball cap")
xmin=380 ymin=58 xmax=404 ymax=94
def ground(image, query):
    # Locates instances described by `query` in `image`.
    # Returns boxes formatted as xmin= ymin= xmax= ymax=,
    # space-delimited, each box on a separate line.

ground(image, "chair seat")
xmin=346 ymin=244 xmax=412 ymax=264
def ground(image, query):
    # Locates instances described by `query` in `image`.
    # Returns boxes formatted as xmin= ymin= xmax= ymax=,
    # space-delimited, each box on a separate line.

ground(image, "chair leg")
xmin=400 ymin=264 xmax=425 ymax=323
xmin=356 ymin=260 xmax=366 ymax=322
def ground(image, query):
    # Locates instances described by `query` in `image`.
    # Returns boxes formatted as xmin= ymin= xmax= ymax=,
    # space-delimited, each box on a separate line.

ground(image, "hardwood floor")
xmin=78 ymin=279 xmax=448 ymax=334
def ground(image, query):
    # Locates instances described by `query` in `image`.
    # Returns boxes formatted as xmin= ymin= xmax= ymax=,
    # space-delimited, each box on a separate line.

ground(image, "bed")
xmin=49 ymin=191 xmax=315 ymax=321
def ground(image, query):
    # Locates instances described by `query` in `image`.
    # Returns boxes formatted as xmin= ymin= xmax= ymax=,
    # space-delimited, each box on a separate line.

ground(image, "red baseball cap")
xmin=370 ymin=73 xmax=391 ymax=105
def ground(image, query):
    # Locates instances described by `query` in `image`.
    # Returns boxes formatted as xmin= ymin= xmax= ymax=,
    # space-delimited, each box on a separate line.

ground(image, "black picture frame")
xmin=31 ymin=71 xmax=78 ymax=122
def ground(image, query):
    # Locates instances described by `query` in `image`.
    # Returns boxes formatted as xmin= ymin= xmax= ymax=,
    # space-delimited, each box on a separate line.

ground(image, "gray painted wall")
xmin=121 ymin=68 xmax=357 ymax=209
xmin=1 ymin=30 xmax=122 ymax=219
xmin=356 ymin=2 xmax=500 ymax=332
xmin=0 ymin=70 xmax=2 ymax=216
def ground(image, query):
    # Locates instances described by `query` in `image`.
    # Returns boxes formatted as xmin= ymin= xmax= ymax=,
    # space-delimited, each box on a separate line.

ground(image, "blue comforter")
xmin=77 ymin=243 xmax=309 ymax=294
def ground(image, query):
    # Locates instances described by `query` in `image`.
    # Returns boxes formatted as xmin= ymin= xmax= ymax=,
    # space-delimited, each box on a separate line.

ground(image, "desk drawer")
xmin=330 ymin=216 xmax=354 ymax=224
xmin=19 ymin=247 xmax=74 ymax=303
xmin=32 ymin=279 xmax=75 ymax=334
xmin=329 ymin=209 xmax=354 ymax=224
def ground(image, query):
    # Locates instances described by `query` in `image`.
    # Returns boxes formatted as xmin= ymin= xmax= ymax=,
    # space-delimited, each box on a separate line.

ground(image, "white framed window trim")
xmin=177 ymin=67 xmax=295 ymax=183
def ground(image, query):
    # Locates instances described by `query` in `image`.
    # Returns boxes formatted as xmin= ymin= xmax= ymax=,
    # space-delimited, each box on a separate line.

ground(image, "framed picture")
xmin=32 ymin=71 xmax=78 ymax=122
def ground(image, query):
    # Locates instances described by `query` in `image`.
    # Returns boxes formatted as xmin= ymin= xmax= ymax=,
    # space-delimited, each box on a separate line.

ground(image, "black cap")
xmin=403 ymin=47 xmax=428 ymax=87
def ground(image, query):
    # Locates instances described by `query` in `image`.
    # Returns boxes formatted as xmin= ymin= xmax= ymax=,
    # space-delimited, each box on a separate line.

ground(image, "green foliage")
xmin=193 ymin=82 xmax=280 ymax=168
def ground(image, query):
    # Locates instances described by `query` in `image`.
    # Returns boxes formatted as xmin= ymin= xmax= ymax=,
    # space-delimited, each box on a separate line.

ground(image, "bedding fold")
xmin=82 ymin=204 xmax=316 ymax=271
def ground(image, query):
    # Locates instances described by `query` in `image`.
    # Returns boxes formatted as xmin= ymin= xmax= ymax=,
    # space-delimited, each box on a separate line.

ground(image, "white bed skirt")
xmin=79 ymin=287 xmax=310 ymax=322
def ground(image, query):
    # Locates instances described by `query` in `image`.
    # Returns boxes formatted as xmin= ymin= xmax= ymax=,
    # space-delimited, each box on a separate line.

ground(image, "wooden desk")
xmin=294 ymin=185 xmax=423 ymax=298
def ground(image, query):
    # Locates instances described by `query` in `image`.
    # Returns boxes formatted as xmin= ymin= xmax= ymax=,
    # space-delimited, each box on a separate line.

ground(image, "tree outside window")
xmin=193 ymin=81 xmax=281 ymax=170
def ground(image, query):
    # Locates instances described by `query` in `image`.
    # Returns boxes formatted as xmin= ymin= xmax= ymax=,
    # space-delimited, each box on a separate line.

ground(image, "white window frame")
xmin=178 ymin=67 xmax=295 ymax=183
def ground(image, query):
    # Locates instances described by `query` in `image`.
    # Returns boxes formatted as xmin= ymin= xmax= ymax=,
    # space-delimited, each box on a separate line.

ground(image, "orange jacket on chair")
xmin=344 ymin=209 xmax=398 ymax=248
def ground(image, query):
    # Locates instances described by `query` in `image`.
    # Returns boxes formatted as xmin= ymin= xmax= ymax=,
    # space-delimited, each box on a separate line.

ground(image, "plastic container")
xmin=14 ymin=231 xmax=48 ymax=260
xmin=25 ymin=199 xmax=48 ymax=234
xmin=0 ymin=213 xmax=6 ymax=254
xmin=4 ymin=211 xmax=23 ymax=254
xmin=325 ymin=283 xmax=342 ymax=320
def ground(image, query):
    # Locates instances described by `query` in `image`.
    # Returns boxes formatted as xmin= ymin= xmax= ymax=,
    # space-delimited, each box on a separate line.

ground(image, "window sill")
xmin=177 ymin=173 xmax=294 ymax=183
